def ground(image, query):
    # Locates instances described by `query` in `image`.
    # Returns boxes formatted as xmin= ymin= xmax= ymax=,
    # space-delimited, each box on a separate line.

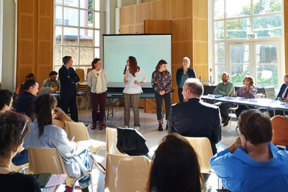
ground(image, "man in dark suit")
xmin=58 ymin=56 xmax=80 ymax=122
xmin=168 ymin=78 xmax=222 ymax=154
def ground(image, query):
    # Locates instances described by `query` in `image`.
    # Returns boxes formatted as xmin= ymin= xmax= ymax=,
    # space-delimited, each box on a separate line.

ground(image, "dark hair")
xmin=0 ymin=112 xmax=29 ymax=158
xmin=23 ymin=79 xmax=38 ymax=91
xmin=155 ymin=59 xmax=167 ymax=72
xmin=238 ymin=110 xmax=272 ymax=146
xmin=91 ymin=58 xmax=101 ymax=69
xmin=147 ymin=133 xmax=203 ymax=192
xmin=49 ymin=71 xmax=58 ymax=77
xmin=128 ymin=56 xmax=140 ymax=77
xmin=35 ymin=94 xmax=57 ymax=137
xmin=63 ymin=56 xmax=72 ymax=65
xmin=26 ymin=73 xmax=35 ymax=79
xmin=184 ymin=78 xmax=203 ymax=96
xmin=0 ymin=89 xmax=13 ymax=110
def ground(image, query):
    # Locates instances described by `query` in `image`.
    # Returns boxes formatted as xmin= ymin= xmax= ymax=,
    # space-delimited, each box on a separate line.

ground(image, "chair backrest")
xmin=184 ymin=137 xmax=213 ymax=172
xmin=106 ymin=127 xmax=126 ymax=156
xmin=87 ymin=68 xmax=92 ymax=74
xmin=75 ymin=69 xmax=85 ymax=82
xmin=105 ymin=154 xmax=151 ymax=192
xmin=10 ymin=162 xmax=29 ymax=173
xmin=27 ymin=147 xmax=66 ymax=174
xmin=65 ymin=121 xmax=90 ymax=141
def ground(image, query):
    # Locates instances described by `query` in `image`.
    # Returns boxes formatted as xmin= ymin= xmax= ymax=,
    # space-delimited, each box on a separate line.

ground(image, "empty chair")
xmin=106 ymin=127 xmax=127 ymax=156
xmin=76 ymin=69 xmax=85 ymax=82
xmin=65 ymin=121 xmax=105 ymax=154
xmin=184 ymin=137 xmax=213 ymax=172
xmin=105 ymin=154 xmax=151 ymax=192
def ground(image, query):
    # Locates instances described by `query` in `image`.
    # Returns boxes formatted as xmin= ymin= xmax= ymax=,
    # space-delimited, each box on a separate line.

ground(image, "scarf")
xmin=92 ymin=68 xmax=102 ymax=93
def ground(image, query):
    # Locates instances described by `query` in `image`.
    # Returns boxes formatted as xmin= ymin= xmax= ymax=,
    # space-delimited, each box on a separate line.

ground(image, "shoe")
xmin=99 ymin=122 xmax=103 ymax=130
xmin=135 ymin=126 xmax=140 ymax=130
xmin=158 ymin=124 xmax=163 ymax=131
xmin=221 ymin=118 xmax=224 ymax=124
xmin=124 ymin=125 xmax=128 ymax=128
xmin=166 ymin=124 xmax=168 ymax=130
xmin=91 ymin=123 xmax=96 ymax=130
xmin=222 ymin=117 xmax=230 ymax=127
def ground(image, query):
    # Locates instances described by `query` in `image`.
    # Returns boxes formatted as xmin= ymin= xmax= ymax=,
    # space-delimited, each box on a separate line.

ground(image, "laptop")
xmin=38 ymin=87 xmax=50 ymax=96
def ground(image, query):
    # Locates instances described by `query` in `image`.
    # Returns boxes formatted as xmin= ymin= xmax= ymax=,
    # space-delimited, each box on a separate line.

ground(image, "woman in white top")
xmin=87 ymin=58 xmax=108 ymax=130
xmin=123 ymin=56 xmax=148 ymax=129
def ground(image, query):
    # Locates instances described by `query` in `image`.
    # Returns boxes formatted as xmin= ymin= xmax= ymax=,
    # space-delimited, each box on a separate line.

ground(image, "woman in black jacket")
xmin=176 ymin=57 xmax=196 ymax=102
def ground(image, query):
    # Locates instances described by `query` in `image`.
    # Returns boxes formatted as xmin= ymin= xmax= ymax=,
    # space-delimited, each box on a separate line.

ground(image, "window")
xmin=54 ymin=0 xmax=100 ymax=79
xmin=213 ymin=0 xmax=283 ymax=90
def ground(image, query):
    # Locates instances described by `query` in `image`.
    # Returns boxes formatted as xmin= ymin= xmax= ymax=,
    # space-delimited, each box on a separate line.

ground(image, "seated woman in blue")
xmin=210 ymin=109 xmax=288 ymax=192
xmin=24 ymin=94 xmax=91 ymax=192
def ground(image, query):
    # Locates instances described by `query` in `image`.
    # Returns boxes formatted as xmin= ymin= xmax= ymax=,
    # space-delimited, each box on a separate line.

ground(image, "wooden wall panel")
xmin=144 ymin=20 xmax=170 ymax=33
xmin=285 ymin=0 xmax=288 ymax=74
xmin=171 ymin=0 xmax=191 ymax=19
xmin=135 ymin=24 xmax=145 ymax=34
xmin=136 ymin=3 xmax=152 ymax=24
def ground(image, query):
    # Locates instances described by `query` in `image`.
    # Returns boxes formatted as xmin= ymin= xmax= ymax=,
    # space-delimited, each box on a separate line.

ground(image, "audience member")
xmin=42 ymin=71 xmax=61 ymax=93
xmin=15 ymin=79 xmax=39 ymax=118
xmin=176 ymin=57 xmax=196 ymax=103
xmin=23 ymin=94 xmax=91 ymax=192
xmin=270 ymin=74 xmax=288 ymax=116
xmin=0 ymin=112 xmax=41 ymax=192
xmin=168 ymin=78 xmax=222 ymax=154
xmin=15 ymin=73 xmax=35 ymax=95
xmin=146 ymin=133 xmax=204 ymax=192
xmin=87 ymin=58 xmax=108 ymax=130
xmin=271 ymin=115 xmax=288 ymax=147
xmin=232 ymin=76 xmax=257 ymax=118
xmin=59 ymin=56 xmax=80 ymax=122
xmin=213 ymin=72 xmax=235 ymax=126
xmin=210 ymin=110 xmax=288 ymax=192
xmin=151 ymin=59 xmax=172 ymax=131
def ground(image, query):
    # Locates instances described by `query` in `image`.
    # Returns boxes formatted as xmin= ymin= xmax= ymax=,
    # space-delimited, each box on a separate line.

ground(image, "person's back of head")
xmin=0 ymin=89 xmax=13 ymax=113
xmin=147 ymin=133 xmax=203 ymax=192
xmin=238 ymin=110 xmax=272 ymax=146
xmin=35 ymin=94 xmax=57 ymax=137
xmin=25 ymin=73 xmax=35 ymax=80
xmin=182 ymin=78 xmax=203 ymax=101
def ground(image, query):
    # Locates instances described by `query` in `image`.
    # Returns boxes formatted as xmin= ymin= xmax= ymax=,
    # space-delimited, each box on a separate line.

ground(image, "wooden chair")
xmin=75 ymin=69 xmax=85 ymax=82
xmin=184 ymin=137 xmax=213 ymax=173
xmin=106 ymin=127 xmax=127 ymax=156
xmin=105 ymin=154 xmax=151 ymax=192
xmin=76 ymin=83 xmax=88 ymax=111
xmin=10 ymin=162 xmax=29 ymax=173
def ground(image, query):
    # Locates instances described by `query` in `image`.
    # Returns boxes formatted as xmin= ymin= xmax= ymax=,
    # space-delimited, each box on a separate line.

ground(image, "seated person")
xmin=15 ymin=79 xmax=39 ymax=118
xmin=210 ymin=110 xmax=288 ymax=192
xmin=15 ymin=73 xmax=35 ymax=95
xmin=232 ymin=76 xmax=257 ymax=118
xmin=42 ymin=71 xmax=61 ymax=94
xmin=168 ymin=78 xmax=222 ymax=154
xmin=23 ymin=94 xmax=91 ymax=192
xmin=0 ymin=89 xmax=29 ymax=166
xmin=146 ymin=133 xmax=204 ymax=192
xmin=0 ymin=112 xmax=41 ymax=192
xmin=213 ymin=72 xmax=235 ymax=126
xmin=271 ymin=115 xmax=288 ymax=147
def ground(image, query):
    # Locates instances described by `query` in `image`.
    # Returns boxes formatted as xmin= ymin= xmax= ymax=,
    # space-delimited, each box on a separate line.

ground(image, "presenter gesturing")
xmin=123 ymin=56 xmax=148 ymax=130
xmin=151 ymin=60 xmax=172 ymax=131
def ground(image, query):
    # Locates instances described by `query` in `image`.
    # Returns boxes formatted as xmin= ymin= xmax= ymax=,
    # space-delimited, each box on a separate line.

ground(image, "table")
xmin=201 ymin=95 xmax=288 ymax=116
xmin=50 ymin=91 xmax=85 ymax=97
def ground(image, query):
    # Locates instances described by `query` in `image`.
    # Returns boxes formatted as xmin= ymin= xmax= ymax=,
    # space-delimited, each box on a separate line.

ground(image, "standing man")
xmin=213 ymin=72 xmax=235 ymax=126
xmin=168 ymin=78 xmax=222 ymax=154
xmin=42 ymin=71 xmax=61 ymax=93
xmin=58 ymin=56 xmax=80 ymax=122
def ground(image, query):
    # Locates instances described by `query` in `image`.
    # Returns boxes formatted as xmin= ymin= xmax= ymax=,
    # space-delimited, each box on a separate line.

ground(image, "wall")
xmin=285 ymin=0 xmax=288 ymax=74
xmin=1 ymin=0 xmax=16 ymax=90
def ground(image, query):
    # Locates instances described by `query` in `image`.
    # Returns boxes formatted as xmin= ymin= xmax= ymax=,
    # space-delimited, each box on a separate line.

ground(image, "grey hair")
xmin=184 ymin=78 xmax=203 ymax=96
xmin=284 ymin=74 xmax=288 ymax=78
xmin=183 ymin=57 xmax=191 ymax=64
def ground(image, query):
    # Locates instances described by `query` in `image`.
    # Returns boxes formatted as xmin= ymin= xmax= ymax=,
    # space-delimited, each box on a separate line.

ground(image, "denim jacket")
xmin=176 ymin=68 xmax=196 ymax=87
xmin=23 ymin=119 xmax=88 ymax=178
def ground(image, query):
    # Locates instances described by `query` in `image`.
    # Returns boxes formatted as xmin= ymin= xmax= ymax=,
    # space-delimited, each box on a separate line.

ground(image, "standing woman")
xmin=233 ymin=76 xmax=257 ymax=118
xmin=151 ymin=60 xmax=172 ymax=131
xmin=123 ymin=56 xmax=148 ymax=129
xmin=176 ymin=57 xmax=196 ymax=102
xmin=87 ymin=58 xmax=108 ymax=130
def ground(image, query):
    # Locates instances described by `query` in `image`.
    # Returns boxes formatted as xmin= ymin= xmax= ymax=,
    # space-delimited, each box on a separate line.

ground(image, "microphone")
xmin=123 ymin=65 xmax=127 ymax=74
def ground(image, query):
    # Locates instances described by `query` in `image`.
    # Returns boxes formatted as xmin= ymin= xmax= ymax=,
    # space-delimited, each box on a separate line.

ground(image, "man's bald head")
xmin=182 ymin=78 xmax=203 ymax=101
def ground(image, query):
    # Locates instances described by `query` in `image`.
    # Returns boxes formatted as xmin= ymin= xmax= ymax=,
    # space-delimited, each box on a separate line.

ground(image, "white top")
xmin=87 ymin=69 xmax=108 ymax=94
xmin=123 ymin=67 xmax=148 ymax=94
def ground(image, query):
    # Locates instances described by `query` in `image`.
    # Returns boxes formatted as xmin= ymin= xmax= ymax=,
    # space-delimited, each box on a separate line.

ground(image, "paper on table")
xmin=42 ymin=186 xmax=56 ymax=192
xmin=45 ymin=174 xmax=67 ymax=188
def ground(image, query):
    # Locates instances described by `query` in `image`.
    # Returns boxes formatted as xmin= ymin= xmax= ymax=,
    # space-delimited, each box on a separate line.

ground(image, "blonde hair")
xmin=183 ymin=57 xmax=190 ymax=64
xmin=244 ymin=75 xmax=255 ymax=87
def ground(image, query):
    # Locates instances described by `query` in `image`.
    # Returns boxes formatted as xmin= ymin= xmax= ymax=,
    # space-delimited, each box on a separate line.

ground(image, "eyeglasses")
xmin=5 ymin=110 xmax=29 ymax=135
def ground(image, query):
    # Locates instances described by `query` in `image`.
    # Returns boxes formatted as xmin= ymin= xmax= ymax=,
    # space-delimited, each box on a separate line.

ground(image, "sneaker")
xmin=158 ymin=124 xmax=163 ymax=131
xmin=124 ymin=125 xmax=128 ymax=128
xmin=134 ymin=126 xmax=140 ymax=130
xmin=222 ymin=117 xmax=230 ymax=127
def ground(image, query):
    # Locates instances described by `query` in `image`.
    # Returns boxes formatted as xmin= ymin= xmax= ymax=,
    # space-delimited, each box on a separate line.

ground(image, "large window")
xmin=54 ymin=0 xmax=100 ymax=78
xmin=213 ymin=0 xmax=283 ymax=89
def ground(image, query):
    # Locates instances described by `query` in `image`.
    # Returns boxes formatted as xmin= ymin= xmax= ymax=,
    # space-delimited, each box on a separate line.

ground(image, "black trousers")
xmin=219 ymin=103 xmax=235 ymax=119
xmin=61 ymin=96 xmax=78 ymax=122
xmin=178 ymin=88 xmax=184 ymax=103
xmin=236 ymin=105 xmax=256 ymax=118
xmin=155 ymin=92 xmax=171 ymax=121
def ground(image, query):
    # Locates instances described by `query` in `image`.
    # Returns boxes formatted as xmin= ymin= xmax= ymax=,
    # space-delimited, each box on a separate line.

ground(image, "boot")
xmin=99 ymin=122 xmax=104 ymax=130
xmin=222 ymin=117 xmax=230 ymax=127
xmin=91 ymin=123 xmax=96 ymax=130
xmin=158 ymin=124 xmax=163 ymax=131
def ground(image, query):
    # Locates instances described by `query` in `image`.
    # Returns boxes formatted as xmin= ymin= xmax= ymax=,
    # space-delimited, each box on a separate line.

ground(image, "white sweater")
xmin=123 ymin=67 xmax=148 ymax=94
xmin=87 ymin=69 xmax=108 ymax=94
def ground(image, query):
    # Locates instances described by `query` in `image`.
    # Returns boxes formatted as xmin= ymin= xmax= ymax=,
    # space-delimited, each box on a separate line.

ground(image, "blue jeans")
xmin=12 ymin=149 xmax=28 ymax=165
xmin=78 ymin=149 xmax=91 ymax=189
